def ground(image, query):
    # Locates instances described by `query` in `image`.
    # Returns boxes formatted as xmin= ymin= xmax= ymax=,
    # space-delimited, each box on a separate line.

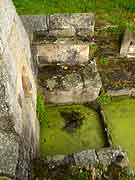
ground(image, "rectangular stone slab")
xmin=36 ymin=43 xmax=90 ymax=66
xmin=48 ymin=13 xmax=95 ymax=37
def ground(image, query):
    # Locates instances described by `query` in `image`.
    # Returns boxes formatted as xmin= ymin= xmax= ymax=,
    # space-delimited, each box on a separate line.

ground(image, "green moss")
xmin=102 ymin=98 xmax=135 ymax=171
xmin=40 ymin=104 xmax=105 ymax=156
xmin=37 ymin=94 xmax=48 ymax=127
xmin=97 ymin=93 xmax=112 ymax=105
xmin=89 ymin=43 xmax=98 ymax=57
xmin=99 ymin=57 xmax=109 ymax=65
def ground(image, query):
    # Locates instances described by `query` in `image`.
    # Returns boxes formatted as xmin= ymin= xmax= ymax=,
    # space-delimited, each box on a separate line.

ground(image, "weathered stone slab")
xmin=38 ymin=60 xmax=102 ymax=104
xmin=97 ymin=148 xmax=124 ymax=166
xmin=48 ymin=13 xmax=95 ymax=37
xmin=36 ymin=43 xmax=89 ymax=66
xmin=20 ymin=15 xmax=48 ymax=32
xmin=74 ymin=150 xmax=98 ymax=167
xmin=0 ymin=131 xmax=19 ymax=178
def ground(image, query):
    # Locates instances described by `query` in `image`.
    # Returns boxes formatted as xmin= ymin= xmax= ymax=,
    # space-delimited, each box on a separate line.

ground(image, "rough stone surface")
xmin=20 ymin=15 xmax=48 ymax=32
xmin=97 ymin=148 xmax=124 ymax=166
xmin=20 ymin=13 xmax=95 ymax=39
xmin=38 ymin=60 xmax=102 ymax=104
xmin=48 ymin=13 xmax=95 ymax=37
xmin=36 ymin=43 xmax=89 ymax=66
xmin=0 ymin=0 xmax=15 ymax=44
xmin=74 ymin=149 xmax=98 ymax=167
xmin=0 ymin=0 xmax=39 ymax=179
xmin=0 ymin=131 xmax=19 ymax=178
xmin=38 ymin=147 xmax=132 ymax=172
xmin=0 ymin=130 xmax=32 ymax=180
xmin=20 ymin=15 xmax=48 ymax=40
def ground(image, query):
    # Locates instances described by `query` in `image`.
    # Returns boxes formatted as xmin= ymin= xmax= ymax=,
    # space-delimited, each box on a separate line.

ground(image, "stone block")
xmin=36 ymin=43 xmax=89 ymax=66
xmin=20 ymin=15 xmax=48 ymax=32
xmin=96 ymin=148 xmax=124 ymax=166
xmin=74 ymin=149 xmax=98 ymax=167
xmin=39 ymin=60 xmax=102 ymax=104
xmin=48 ymin=13 xmax=95 ymax=37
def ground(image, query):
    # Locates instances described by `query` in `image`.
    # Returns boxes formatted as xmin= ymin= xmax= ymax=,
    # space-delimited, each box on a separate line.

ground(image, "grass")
xmin=12 ymin=0 xmax=135 ymax=14
xmin=40 ymin=104 xmax=105 ymax=156
xmin=102 ymin=97 xmax=135 ymax=171
xmin=37 ymin=94 xmax=48 ymax=127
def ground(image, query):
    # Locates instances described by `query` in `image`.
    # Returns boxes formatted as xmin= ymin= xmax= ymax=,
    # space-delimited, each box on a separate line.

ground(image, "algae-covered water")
xmin=40 ymin=104 xmax=105 ymax=156
xmin=102 ymin=97 xmax=135 ymax=171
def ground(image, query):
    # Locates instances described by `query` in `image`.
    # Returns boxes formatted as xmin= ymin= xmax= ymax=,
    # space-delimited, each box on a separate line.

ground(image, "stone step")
xmin=20 ymin=13 xmax=95 ymax=40
xmin=38 ymin=60 xmax=102 ymax=104
xmin=35 ymin=42 xmax=90 ymax=67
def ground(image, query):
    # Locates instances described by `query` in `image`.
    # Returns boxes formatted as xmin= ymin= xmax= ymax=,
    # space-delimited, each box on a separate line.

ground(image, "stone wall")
xmin=0 ymin=0 xmax=39 ymax=179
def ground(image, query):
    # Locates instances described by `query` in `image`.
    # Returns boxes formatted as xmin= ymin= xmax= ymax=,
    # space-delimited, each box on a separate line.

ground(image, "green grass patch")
xmin=37 ymin=94 xmax=48 ymax=127
xmin=97 ymin=93 xmax=112 ymax=105
xmin=12 ymin=0 xmax=135 ymax=14
xmin=40 ymin=104 xmax=105 ymax=156
xmin=102 ymin=98 xmax=135 ymax=171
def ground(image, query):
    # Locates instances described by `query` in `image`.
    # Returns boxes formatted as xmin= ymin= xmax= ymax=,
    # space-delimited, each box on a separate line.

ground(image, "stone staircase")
xmin=21 ymin=13 xmax=102 ymax=104
xmin=21 ymin=13 xmax=135 ymax=102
